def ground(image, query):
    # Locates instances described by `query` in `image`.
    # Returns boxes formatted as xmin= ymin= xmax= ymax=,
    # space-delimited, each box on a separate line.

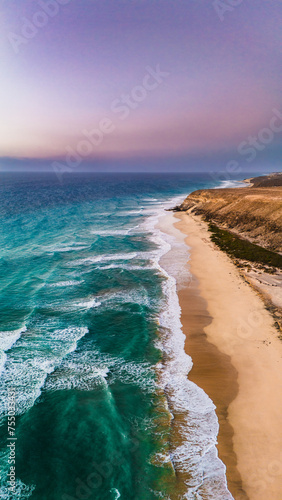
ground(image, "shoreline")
xmin=157 ymin=210 xmax=234 ymax=499
xmin=173 ymin=210 xmax=282 ymax=500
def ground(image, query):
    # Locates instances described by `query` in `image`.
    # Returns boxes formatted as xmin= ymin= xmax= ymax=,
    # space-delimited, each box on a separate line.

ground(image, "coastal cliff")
xmin=173 ymin=180 xmax=282 ymax=254
xmin=173 ymin=173 xmax=282 ymax=333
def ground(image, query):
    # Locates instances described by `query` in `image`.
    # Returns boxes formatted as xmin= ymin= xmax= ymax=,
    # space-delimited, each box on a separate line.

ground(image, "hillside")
xmin=248 ymin=172 xmax=282 ymax=187
xmin=174 ymin=186 xmax=282 ymax=254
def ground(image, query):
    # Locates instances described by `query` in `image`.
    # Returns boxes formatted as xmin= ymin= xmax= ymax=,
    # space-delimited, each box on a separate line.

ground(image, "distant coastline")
xmin=167 ymin=173 xmax=282 ymax=499
xmin=245 ymin=172 xmax=282 ymax=188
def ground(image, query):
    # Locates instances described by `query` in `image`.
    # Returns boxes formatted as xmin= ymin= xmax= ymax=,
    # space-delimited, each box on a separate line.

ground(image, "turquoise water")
xmin=0 ymin=173 xmax=242 ymax=500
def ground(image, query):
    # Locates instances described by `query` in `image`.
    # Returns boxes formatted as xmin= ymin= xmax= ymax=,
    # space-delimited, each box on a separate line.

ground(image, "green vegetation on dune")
xmin=208 ymin=223 xmax=282 ymax=270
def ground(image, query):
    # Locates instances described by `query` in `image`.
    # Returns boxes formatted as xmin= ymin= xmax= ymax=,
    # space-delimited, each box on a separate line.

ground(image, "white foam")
xmin=70 ymin=252 xmax=138 ymax=266
xmin=75 ymin=298 xmax=101 ymax=309
xmin=0 ymin=326 xmax=26 ymax=352
xmin=47 ymin=280 xmax=83 ymax=287
xmin=217 ymin=180 xmax=246 ymax=189
xmin=44 ymin=349 xmax=154 ymax=393
xmin=95 ymin=288 xmax=152 ymax=308
xmin=0 ymin=353 xmax=7 ymax=376
xmin=0 ymin=326 xmax=27 ymax=375
xmin=44 ymin=242 xmax=89 ymax=253
xmin=137 ymin=195 xmax=234 ymax=499
xmin=44 ymin=351 xmax=110 ymax=391
xmin=52 ymin=289 xmax=153 ymax=313
xmin=91 ymin=224 xmax=141 ymax=236
xmin=0 ymin=326 xmax=89 ymax=419
xmin=96 ymin=263 xmax=153 ymax=271
xmin=111 ymin=488 xmax=121 ymax=500
xmin=90 ymin=229 xmax=131 ymax=236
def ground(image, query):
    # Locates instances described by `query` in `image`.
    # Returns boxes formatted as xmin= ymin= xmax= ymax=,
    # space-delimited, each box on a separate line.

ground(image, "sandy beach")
xmin=172 ymin=211 xmax=282 ymax=500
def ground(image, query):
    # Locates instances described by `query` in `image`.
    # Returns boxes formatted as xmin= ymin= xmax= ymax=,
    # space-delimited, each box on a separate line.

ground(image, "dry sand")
xmin=170 ymin=211 xmax=282 ymax=500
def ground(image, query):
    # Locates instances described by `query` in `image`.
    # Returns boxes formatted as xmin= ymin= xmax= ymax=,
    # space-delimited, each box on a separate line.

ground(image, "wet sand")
xmin=178 ymin=273 xmax=247 ymax=499
xmin=173 ymin=211 xmax=282 ymax=500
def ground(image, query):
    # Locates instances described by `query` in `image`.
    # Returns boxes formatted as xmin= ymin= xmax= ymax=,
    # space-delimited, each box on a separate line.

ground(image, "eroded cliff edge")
xmin=173 ymin=186 xmax=282 ymax=254
xmin=173 ymin=173 xmax=282 ymax=333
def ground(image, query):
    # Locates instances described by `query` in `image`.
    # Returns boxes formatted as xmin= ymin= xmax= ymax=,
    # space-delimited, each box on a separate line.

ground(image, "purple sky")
xmin=1 ymin=0 xmax=281 ymax=171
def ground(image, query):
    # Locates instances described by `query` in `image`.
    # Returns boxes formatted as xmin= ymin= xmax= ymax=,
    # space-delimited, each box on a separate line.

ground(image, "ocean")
xmin=0 ymin=172 xmax=245 ymax=500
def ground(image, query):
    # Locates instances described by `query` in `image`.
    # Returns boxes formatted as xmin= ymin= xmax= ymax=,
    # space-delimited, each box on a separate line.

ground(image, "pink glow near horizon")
xmin=0 ymin=0 xmax=281 ymax=164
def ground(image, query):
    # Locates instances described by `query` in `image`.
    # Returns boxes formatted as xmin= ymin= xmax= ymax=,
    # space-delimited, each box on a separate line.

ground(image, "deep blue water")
xmin=0 ymin=172 xmax=247 ymax=500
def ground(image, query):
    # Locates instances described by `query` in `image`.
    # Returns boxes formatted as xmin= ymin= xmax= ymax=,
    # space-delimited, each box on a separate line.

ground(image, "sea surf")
xmin=0 ymin=172 xmax=246 ymax=499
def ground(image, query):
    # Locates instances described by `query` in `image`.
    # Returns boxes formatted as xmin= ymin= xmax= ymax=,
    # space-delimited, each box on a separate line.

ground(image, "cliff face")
xmin=175 ymin=186 xmax=282 ymax=253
